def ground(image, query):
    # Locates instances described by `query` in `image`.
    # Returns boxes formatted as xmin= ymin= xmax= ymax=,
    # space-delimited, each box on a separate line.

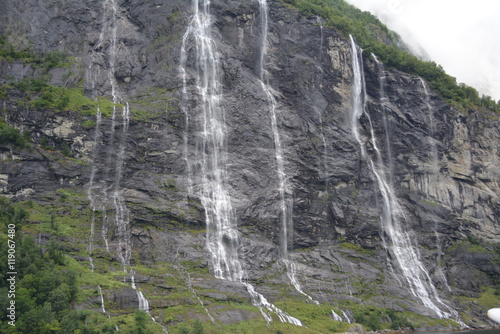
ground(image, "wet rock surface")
xmin=1 ymin=0 xmax=499 ymax=330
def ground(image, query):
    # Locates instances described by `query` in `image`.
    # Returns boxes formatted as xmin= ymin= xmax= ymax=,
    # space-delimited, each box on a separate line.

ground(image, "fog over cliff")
xmin=346 ymin=0 xmax=500 ymax=100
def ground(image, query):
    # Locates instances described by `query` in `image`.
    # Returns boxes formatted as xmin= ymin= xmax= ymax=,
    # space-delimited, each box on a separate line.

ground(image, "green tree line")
xmin=0 ymin=197 xmax=157 ymax=333
xmin=281 ymin=0 xmax=500 ymax=112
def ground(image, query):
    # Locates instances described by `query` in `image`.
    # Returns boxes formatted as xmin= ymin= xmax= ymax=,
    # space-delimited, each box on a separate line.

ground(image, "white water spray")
xmin=130 ymin=270 xmax=149 ymax=311
xmin=97 ymin=285 xmax=106 ymax=313
xmin=258 ymin=0 xmax=318 ymax=306
xmin=317 ymin=16 xmax=324 ymax=59
xmin=419 ymin=77 xmax=439 ymax=174
xmin=342 ymin=309 xmax=353 ymax=323
xmin=86 ymin=0 xmax=152 ymax=316
xmin=419 ymin=77 xmax=453 ymax=293
xmin=180 ymin=0 xmax=302 ymax=326
xmin=350 ymin=36 xmax=457 ymax=319
xmin=331 ymin=310 xmax=343 ymax=321
xmin=87 ymin=65 xmax=106 ymax=314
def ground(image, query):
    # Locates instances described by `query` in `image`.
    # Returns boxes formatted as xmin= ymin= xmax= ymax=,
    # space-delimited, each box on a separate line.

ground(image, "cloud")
xmin=345 ymin=0 xmax=500 ymax=100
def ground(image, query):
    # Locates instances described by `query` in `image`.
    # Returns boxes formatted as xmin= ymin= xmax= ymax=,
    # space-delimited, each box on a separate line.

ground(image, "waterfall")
xmin=181 ymin=0 xmax=242 ymax=283
xmin=97 ymin=285 xmax=106 ymax=313
xmin=85 ymin=0 xmax=151 ymax=315
xmin=101 ymin=207 xmax=110 ymax=252
xmin=180 ymin=0 xmax=302 ymax=326
xmin=86 ymin=64 xmax=102 ymax=275
xmin=371 ymin=54 xmax=394 ymax=181
xmin=87 ymin=63 xmax=106 ymax=316
xmin=349 ymin=36 xmax=457 ymax=319
xmin=187 ymin=272 xmax=216 ymax=323
xmin=257 ymin=0 xmax=292 ymax=258
xmin=131 ymin=270 xmax=149 ymax=311
xmin=418 ymin=77 xmax=453 ymax=293
xmin=112 ymin=102 xmax=132 ymax=269
xmin=317 ymin=16 xmax=324 ymax=59
xmin=331 ymin=309 xmax=352 ymax=323
xmin=97 ymin=0 xmax=132 ymax=271
xmin=342 ymin=309 xmax=353 ymax=323
xmin=331 ymin=310 xmax=343 ymax=321
xmin=258 ymin=0 xmax=318 ymax=306
xmin=419 ymin=78 xmax=439 ymax=174
xmin=284 ymin=259 xmax=320 ymax=305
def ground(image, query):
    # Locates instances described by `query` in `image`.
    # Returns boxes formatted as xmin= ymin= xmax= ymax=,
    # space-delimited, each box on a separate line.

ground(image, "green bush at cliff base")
xmin=280 ymin=0 xmax=500 ymax=112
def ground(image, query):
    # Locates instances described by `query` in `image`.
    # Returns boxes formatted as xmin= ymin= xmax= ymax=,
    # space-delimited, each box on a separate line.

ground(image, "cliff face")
xmin=1 ymin=0 xmax=499 ymax=332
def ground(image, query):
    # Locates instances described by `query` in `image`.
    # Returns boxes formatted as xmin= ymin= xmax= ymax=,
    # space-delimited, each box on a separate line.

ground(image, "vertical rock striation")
xmin=0 ymin=0 xmax=499 ymax=330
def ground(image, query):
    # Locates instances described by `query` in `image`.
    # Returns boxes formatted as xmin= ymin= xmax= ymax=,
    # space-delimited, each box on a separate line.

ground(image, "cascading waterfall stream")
xmin=315 ymin=20 xmax=329 ymax=188
xmin=87 ymin=104 xmax=106 ymax=313
xmin=342 ymin=310 xmax=353 ymax=323
xmin=112 ymin=101 xmax=132 ymax=271
xmin=419 ymin=77 xmax=452 ymax=292
xmin=97 ymin=285 xmax=106 ymax=314
xmin=318 ymin=16 xmax=324 ymax=59
xmin=258 ymin=0 xmax=319 ymax=306
xmin=258 ymin=2 xmax=290 ymax=256
xmin=131 ymin=270 xmax=149 ymax=311
xmin=419 ymin=77 xmax=439 ymax=174
xmin=180 ymin=0 xmax=302 ymax=326
xmin=349 ymin=35 xmax=458 ymax=320
xmin=105 ymin=0 xmax=152 ymax=314
xmin=85 ymin=0 xmax=151 ymax=316
xmin=371 ymin=54 xmax=394 ymax=182
xmin=173 ymin=245 xmax=216 ymax=324
xmin=331 ymin=310 xmax=343 ymax=322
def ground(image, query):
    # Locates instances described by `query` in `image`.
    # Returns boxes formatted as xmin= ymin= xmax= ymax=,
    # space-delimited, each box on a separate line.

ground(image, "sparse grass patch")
xmin=82 ymin=119 xmax=96 ymax=129
xmin=338 ymin=241 xmax=374 ymax=255
xmin=476 ymin=287 xmax=500 ymax=309
xmin=65 ymin=256 xmax=129 ymax=291
xmin=2 ymin=78 xmax=118 ymax=116
xmin=273 ymin=300 xmax=352 ymax=333
xmin=129 ymin=87 xmax=179 ymax=122
xmin=420 ymin=199 xmax=439 ymax=207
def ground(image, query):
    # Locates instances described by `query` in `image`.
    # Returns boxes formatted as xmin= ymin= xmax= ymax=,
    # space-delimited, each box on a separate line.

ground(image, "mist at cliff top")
xmin=345 ymin=0 xmax=500 ymax=101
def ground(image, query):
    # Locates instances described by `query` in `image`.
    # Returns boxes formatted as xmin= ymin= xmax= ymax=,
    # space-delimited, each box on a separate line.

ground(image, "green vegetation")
xmin=1 ymin=34 xmax=117 ymax=117
xmin=420 ymin=199 xmax=439 ymax=207
xmin=350 ymin=307 xmax=414 ymax=331
xmin=445 ymin=237 xmax=496 ymax=255
xmin=338 ymin=241 xmax=373 ymax=255
xmin=82 ymin=119 xmax=97 ymax=129
xmin=0 ymin=197 xmax=87 ymax=333
xmin=1 ymin=78 xmax=115 ymax=116
xmin=0 ymin=197 xmax=167 ymax=333
xmin=281 ymin=0 xmax=500 ymax=112
xmin=20 ymin=189 xmax=92 ymax=240
xmin=0 ymin=35 xmax=34 ymax=63
xmin=1 ymin=35 xmax=69 ymax=71
xmin=476 ymin=287 xmax=500 ymax=309
xmin=129 ymin=87 xmax=179 ymax=122
xmin=1 ymin=193 xmax=494 ymax=333
xmin=0 ymin=118 xmax=30 ymax=147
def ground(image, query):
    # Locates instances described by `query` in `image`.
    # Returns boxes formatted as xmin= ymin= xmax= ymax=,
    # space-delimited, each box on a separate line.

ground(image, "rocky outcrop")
xmin=1 ymin=0 xmax=499 ymax=331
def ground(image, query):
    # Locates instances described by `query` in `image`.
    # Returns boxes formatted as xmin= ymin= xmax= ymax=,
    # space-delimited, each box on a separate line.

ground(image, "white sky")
xmin=345 ymin=0 xmax=500 ymax=101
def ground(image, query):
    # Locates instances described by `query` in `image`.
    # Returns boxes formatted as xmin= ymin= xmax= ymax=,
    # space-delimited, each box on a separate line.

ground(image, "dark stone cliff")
xmin=1 ymin=0 xmax=499 ymax=332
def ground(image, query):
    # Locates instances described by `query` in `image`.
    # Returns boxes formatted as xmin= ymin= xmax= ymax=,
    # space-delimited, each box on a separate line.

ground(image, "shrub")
xmin=0 ymin=120 xmax=29 ymax=147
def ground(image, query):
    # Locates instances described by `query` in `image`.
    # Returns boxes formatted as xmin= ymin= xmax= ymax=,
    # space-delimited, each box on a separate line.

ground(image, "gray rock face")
xmin=1 ymin=0 xmax=499 ymax=330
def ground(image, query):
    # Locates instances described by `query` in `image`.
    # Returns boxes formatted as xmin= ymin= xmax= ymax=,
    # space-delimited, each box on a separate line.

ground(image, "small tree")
xmin=193 ymin=320 xmax=204 ymax=334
